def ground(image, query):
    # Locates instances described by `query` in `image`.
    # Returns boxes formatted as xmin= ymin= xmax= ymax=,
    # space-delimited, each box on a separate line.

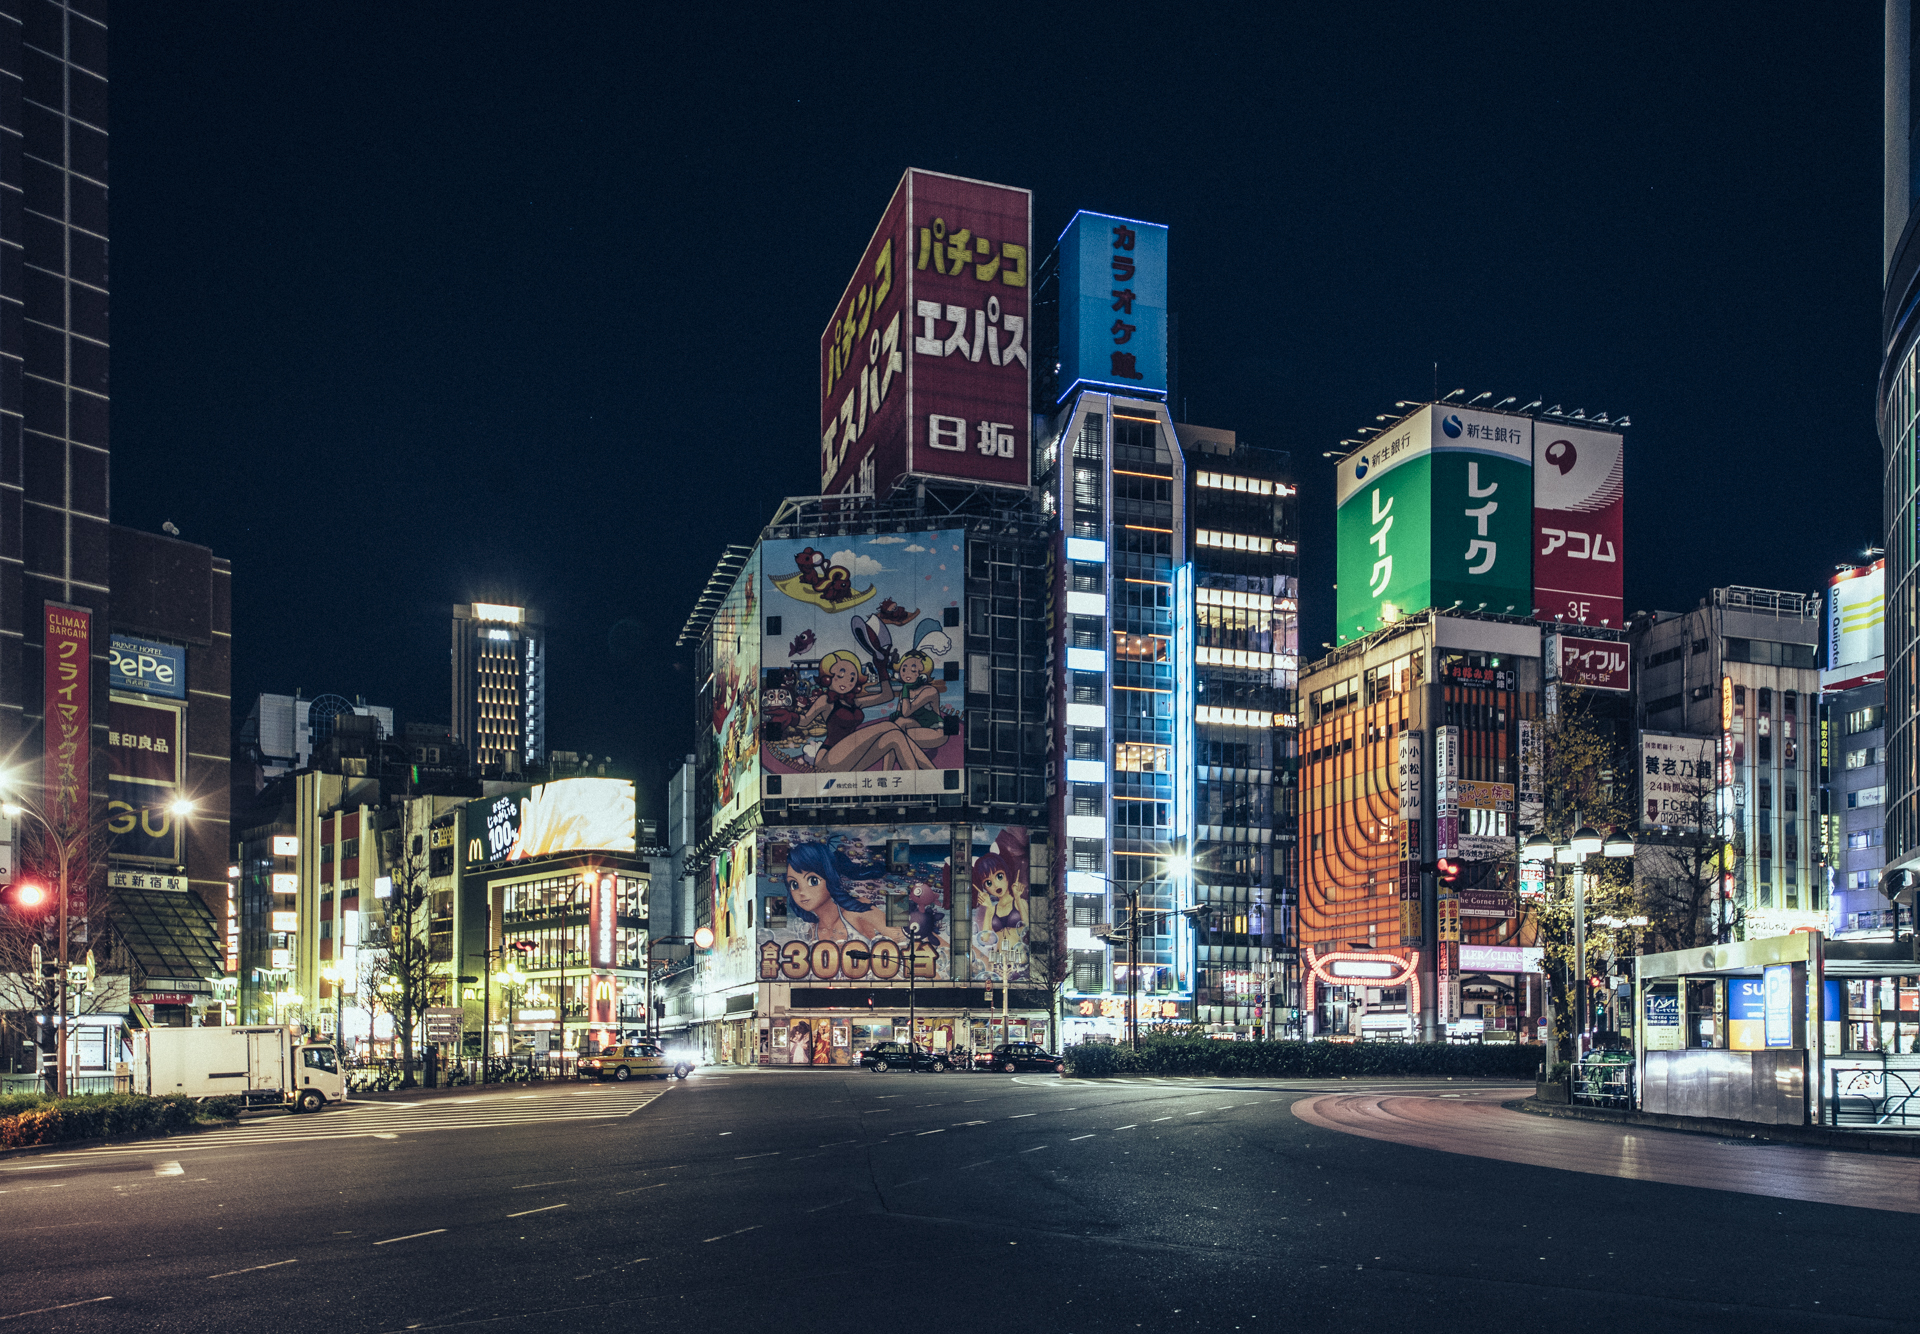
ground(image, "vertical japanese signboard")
xmin=1434 ymin=725 xmax=1460 ymax=859
xmin=1639 ymin=732 xmax=1715 ymax=832
xmin=1057 ymin=211 xmax=1169 ymax=400
xmin=1397 ymin=731 xmax=1424 ymax=944
xmin=1532 ymin=423 xmax=1624 ymax=627
xmin=589 ymin=872 xmax=616 ymax=969
xmin=1516 ymin=718 xmax=1543 ymax=836
xmin=820 ymin=169 xmax=1031 ymax=497
xmin=43 ymin=604 xmax=91 ymax=832
xmin=1335 ymin=406 xmax=1532 ymax=643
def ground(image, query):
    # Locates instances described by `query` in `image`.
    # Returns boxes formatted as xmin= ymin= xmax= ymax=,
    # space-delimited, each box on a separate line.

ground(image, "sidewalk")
xmin=1514 ymin=1095 xmax=1920 ymax=1157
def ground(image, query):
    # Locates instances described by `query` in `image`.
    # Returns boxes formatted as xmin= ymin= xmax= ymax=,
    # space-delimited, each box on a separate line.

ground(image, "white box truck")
xmin=129 ymin=1025 xmax=345 ymax=1112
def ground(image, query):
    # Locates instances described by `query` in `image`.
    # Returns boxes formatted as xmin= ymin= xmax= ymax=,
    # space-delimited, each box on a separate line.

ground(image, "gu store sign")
xmin=820 ymin=169 xmax=1031 ymax=498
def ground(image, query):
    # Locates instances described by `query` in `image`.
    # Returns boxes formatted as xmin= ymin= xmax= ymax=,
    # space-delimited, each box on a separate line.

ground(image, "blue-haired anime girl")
xmin=784 ymin=841 xmax=898 ymax=944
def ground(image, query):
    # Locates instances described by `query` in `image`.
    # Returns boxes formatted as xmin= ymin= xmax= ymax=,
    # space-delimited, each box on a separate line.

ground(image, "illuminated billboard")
xmin=753 ymin=824 xmax=1037 ymax=997
xmin=1334 ymin=406 xmax=1533 ymax=643
xmin=1533 ymin=423 xmax=1624 ymax=627
xmin=464 ymin=777 xmax=637 ymax=869
xmin=759 ymin=529 xmax=963 ymax=799
xmin=820 ymin=168 xmax=1031 ymax=497
xmin=107 ymin=695 xmax=183 ymax=862
xmin=711 ymin=548 xmax=761 ymax=826
xmin=1550 ymin=631 xmax=1631 ymax=692
xmin=1639 ymin=731 xmax=1714 ymax=831
xmin=1057 ymin=211 xmax=1168 ymax=401
xmin=1824 ymin=560 xmax=1884 ymax=689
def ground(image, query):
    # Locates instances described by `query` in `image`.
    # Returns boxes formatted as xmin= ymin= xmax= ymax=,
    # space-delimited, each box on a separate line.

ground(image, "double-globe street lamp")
xmin=1 ymin=780 xmax=192 ymax=1096
xmin=1520 ymin=819 xmax=1635 ymax=1059
xmin=1084 ymin=844 xmax=1191 ymax=1051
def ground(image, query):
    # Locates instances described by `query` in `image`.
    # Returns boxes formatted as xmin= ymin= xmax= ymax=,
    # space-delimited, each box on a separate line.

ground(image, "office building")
xmin=452 ymin=602 xmax=546 ymax=775
xmin=236 ymin=691 xmax=396 ymax=785
xmin=1882 ymin=1 xmax=1920 ymax=890
xmin=1820 ymin=560 xmax=1891 ymax=935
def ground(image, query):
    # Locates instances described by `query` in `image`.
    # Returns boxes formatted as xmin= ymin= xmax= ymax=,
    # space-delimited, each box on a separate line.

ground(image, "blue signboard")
xmin=1763 ymin=963 xmax=1793 ymax=1049
xmin=109 ymin=635 xmax=186 ymax=700
xmin=1643 ymin=989 xmax=1678 ymax=1027
xmin=1057 ymin=211 xmax=1168 ymax=401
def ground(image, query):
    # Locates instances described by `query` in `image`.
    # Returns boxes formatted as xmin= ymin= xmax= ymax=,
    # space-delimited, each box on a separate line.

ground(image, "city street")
xmin=3 ymin=1071 xmax=1914 ymax=1331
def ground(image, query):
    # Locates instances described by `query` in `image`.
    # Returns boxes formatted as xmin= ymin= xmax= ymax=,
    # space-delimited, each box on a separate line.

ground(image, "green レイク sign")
xmin=1334 ymin=406 xmax=1534 ymax=643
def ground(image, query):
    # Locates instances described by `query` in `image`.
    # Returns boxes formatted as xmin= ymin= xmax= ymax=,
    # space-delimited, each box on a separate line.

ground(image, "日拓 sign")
xmin=109 ymin=635 xmax=186 ymax=699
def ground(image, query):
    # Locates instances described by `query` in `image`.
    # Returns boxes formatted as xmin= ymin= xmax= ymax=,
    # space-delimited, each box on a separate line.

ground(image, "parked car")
xmin=983 ymin=1042 xmax=1064 ymax=1074
xmin=583 ymin=1042 xmax=671 ymax=1081
xmin=858 ymin=1042 xmax=952 ymax=1073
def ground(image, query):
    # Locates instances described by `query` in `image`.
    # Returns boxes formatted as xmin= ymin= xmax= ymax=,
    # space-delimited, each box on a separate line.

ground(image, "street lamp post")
xmin=644 ymin=936 xmax=699 ymax=1041
xmin=1 ymin=784 xmax=191 ymax=1096
xmin=903 ymin=921 xmax=926 ymax=1069
xmin=1522 ymin=822 xmax=1636 ymax=1062
xmin=480 ymin=938 xmax=536 ymax=1082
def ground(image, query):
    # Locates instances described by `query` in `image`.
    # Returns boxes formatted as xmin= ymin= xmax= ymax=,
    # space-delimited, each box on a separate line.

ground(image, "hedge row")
xmin=0 ymin=1093 xmax=241 ymax=1148
xmin=1063 ymin=1038 xmax=1546 ymax=1080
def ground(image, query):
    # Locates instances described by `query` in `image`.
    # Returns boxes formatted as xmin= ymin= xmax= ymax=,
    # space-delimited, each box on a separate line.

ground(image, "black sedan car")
xmin=858 ymin=1041 xmax=953 ymax=1073
xmin=983 ymin=1042 xmax=1063 ymax=1074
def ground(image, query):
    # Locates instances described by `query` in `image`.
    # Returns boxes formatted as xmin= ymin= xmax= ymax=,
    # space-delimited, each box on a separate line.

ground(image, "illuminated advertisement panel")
xmin=463 ymin=778 xmax=637 ymax=869
xmin=1057 ymin=210 xmax=1168 ymax=400
xmin=1533 ymin=423 xmax=1624 ymax=627
xmin=711 ymin=548 xmax=761 ymax=826
xmin=107 ymin=695 xmax=183 ymax=863
xmin=109 ymin=634 xmax=186 ymax=700
xmin=1550 ymin=631 xmax=1631 ymax=692
xmin=1823 ymin=560 xmax=1884 ymax=689
xmin=1639 ymin=731 xmax=1714 ymax=832
xmin=759 ymin=529 xmax=963 ymax=799
xmin=1334 ymin=406 xmax=1531 ymax=641
xmin=753 ymin=824 xmax=1037 ymax=1002
xmin=820 ymin=169 xmax=1031 ymax=498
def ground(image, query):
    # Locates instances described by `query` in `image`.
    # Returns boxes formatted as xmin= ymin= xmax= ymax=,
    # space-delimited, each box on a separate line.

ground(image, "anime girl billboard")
xmin=709 ymin=549 xmax=761 ymax=825
xmin=969 ymin=826 xmax=1033 ymax=983
xmin=755 ymin=826 xmax=954 ymax=984
xmin=759 ymin=532 xmax=964 ymax=799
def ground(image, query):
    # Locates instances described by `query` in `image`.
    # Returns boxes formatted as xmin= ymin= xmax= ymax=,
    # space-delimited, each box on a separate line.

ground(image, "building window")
xmin=1114 ymin=743 xmax=1171 ymax=773
xmin=1850 ymin=786 xmax=1887 ymax=809
xmin=1846 ymin=706 xmax=1886 ymax=735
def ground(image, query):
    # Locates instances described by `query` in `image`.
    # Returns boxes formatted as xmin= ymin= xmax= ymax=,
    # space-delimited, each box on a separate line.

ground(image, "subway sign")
xmin=109 ymin=635 xmax=186 ymax=700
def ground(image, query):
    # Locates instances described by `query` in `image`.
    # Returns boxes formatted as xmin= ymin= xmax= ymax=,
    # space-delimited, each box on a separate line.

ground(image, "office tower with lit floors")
xmin=452 ymin=603 xmax=546 ymax=776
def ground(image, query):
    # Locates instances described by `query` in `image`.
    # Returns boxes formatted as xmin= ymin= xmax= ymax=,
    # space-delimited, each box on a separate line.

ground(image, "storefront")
xmin=1449 ymin=944 xmax=1546 ymax=1044
xmin=1303 ymin=946 xmax=1420 ymax=1039
xmin=756 ymin=983 xmax=1052 ymax=1064
xmin=1060 ymin=995 xmax=1184 ymax=1046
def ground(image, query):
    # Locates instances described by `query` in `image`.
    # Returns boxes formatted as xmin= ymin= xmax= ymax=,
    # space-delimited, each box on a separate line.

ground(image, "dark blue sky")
xmin=109 ymin=5 xmax=1884 ymax=817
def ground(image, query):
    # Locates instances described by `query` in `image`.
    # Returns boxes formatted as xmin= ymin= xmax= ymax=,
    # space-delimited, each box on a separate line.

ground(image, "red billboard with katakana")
xmin=1532 ymin=423 xmax=1625 ymax=628
xmin=820 ymin=169 xmax=1031 ymax=497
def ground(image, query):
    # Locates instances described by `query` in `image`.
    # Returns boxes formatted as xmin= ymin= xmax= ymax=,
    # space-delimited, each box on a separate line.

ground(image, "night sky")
xmin=108 ymin=6 xmax=1883 ymax=818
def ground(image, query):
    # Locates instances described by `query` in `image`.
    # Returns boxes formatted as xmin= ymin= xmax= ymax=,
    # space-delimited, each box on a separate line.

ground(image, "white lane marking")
xmin=1185 ymin=1110 xmax=1207 ymax=1116
xmin=818 ymin=1140 xmax=858 ymax=1147
xmin=614 ymin=1184 xmax=666 ymax=1195
xmin=806 ymin=1197 xmax=853 ymax=1213
xmin=1115 ymin=1125 xmax=1138 ymax=1131
xmin=154 ymin=1161 xmax=183 ymax=1177
xmin=952 ymin=1120 xmax=988 ymax=1126
xmin=0 ymin=1296 xmax=112 ymax=1321
xmin=207 ymin=1258 xmax=297 ymax=1279
xmin=701 ymin=1225 xmax=762 ymax=1243
xmin=916 ymin=1129 xmax=945 ymax=1136
xmin=1152 ymin=1116 xmax=1173 ymax=1122
xmin=512 ymin=1179 xmax=577 ymax=1189
xmin=506 ymin=1204 xmax=568 ymax=1218
xmin=1008 ymin=1113 xmax=1036 ymax=1119
xmin=961 ymin=1160 xmax=995 ymax=1169
xmin=1020 ymin=1145 xmax=1048 ymax=1153
xmin=374 ymin=1229 xmax=446 ymax=1245
xmin=372 ymin=1133 xmax=398 ymax=1140
xmin=733 ymin=1152 xmax=780 ymax=1161
xmin=1069 ymin=1134 xmax=1095 ymax=1142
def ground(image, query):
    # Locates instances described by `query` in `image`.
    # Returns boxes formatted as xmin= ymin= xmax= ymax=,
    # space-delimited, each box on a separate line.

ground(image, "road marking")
xmin=1069 ymin=1134 xmax=1096 ymax=1142
xmin=1185 ymin=1110 xmax=1207 ymax=1116
xmin=1020 ymin=1145 xmax=1048 ymax=1153
xmin=916 ymin=1128 xmax=945 ymax=1136
xmin=512 ymin=1179 xmax=577 ymax=1189
xmin=506 ymin=1204 xmax=568 ymax=1218
xmin=207 ymin=1258 xmax=297 ymax=1279
xmin=614 ymin=1184 xmax=666 ymax=1195
xmin=701 ymin=1225 xmax=761 ymax=1243
xmin=0 ymin=1296 xmax=112 ymax=1321
xmin=154 ymin=1161 xmax=183 ymax=1177
xmin=952 ymin=1120 xmax=988 ymax=1126
xmin=372 ymin=1133 xmax=398 ymax=1140
xmin=733 ymin=1152 xmax=780 ymax=1160
xmin=1115 ymin=1125 xmax=1138 ymax=1131
xmin=818 ymin=1140 xmax=858 ymax=1147
xmin=374 ymin=1230 xmax=446 ymax=1245
xmin=1008 ymin=1113 xmax=1036 ymax=1119
xmin=805 ymin=1197 xmax=853 ymax=1213
xmin=718 ymin=1132 xmax=733 ymax=1136
xmin=1152 ymin=1116 xmax=1173 ymax=1122
xmin=961 ymin=1160 xmax=995 ymax=1169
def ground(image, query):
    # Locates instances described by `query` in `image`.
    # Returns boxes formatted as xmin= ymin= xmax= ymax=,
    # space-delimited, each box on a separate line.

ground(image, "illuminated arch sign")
xmin=1308 ymin=950 xmax=1419 ymax=988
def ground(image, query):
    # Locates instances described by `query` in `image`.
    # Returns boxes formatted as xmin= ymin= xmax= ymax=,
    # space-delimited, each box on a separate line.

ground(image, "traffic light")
xmin=1 ymin=880 xmax=50 ymax=912
xmin=1436 ymin=858 xmax=1462 ymax=890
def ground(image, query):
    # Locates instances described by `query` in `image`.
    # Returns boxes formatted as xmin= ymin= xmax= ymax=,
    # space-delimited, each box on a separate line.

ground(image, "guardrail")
xmin=1571 ymin=1058 xmax=1635 ymax=1110
xmin=1827 ymin=1062 xmax=1920 ymax=1128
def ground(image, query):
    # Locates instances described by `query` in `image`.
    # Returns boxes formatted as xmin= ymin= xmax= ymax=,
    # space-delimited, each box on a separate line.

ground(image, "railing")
xmin=1827 ymin=1060 xmax=1920 ymax=1128
xmin=1571 ymin=1058 xmax=1635 ymax=1110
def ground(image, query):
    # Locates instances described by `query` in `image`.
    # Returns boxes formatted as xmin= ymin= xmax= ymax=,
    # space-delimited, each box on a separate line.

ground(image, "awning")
xmin=108 ymin=884 xmax=223 ymax=989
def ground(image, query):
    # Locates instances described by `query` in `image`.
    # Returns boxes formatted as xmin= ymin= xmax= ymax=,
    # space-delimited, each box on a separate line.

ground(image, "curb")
xmin=0 ymin=1113 xmax=240 ymax=1160
xmin=1508 ymin=1097 xmax=1920 ymax=1157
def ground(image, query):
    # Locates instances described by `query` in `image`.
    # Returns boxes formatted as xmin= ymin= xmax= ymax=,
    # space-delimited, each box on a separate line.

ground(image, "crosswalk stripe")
xmin=196 ymin=1087 xmax=669 ymax=1145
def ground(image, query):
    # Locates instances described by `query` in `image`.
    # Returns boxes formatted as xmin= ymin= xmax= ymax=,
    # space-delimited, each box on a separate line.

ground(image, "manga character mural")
xmin=710 ymin=549 xmax=761 ymax=825
xmin=969 ymin=825 xmax=1032 ymax=983
xmin=756 ymin=826 xmax=950 ymax=983
xmin=705 ymin=834 xmax=757 ymax=990
xmin=759 ymin=532 xmax=963 ymax=799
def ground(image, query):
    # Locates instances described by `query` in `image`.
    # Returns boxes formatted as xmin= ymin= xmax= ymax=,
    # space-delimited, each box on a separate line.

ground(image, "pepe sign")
xmin=109 ymin=635 xmax=186 ymax=700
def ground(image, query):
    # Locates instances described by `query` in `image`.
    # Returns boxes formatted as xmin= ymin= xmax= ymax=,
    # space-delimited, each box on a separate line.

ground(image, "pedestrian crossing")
xmin=192 ymin=1083 xmax=672 ymax=1147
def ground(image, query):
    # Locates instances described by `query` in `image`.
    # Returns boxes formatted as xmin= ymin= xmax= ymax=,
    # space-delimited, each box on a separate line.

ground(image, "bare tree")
xmin=1633 ymin=752 xmax=1728 ymax=953
xmin=371 ymin=823 xmax=436 ymax=1087
xmin=0 ymin=817 xmax=115 ymax=1083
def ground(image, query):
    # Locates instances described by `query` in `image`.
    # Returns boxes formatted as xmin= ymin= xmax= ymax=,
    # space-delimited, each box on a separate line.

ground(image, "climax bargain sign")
xmin=820 ymin=168 xmax=1031 ymax=497
xmin=43 ymin=603 xmax=91 ymax=830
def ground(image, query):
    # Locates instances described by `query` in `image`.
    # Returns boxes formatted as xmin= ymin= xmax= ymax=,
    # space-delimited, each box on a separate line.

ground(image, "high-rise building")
xmin=1819 ymin=560 xmax=1891 ymax=935
xmin=236 ymin=690 xmax=396 ymax=784
xmin=1881 ymin=1 xmax=1920 ymax=891
xmin=451 ymin=602 xmax=546 ymax=774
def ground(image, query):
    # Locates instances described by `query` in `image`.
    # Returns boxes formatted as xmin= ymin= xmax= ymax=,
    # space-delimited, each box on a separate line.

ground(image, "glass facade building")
xmin=1883 ymin=0 xmax=1920 ymax=881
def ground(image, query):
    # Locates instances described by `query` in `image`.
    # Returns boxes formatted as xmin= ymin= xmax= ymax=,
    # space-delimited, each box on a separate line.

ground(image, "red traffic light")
xmin=3 ymin=881 xmax=49 ymax=910
xmin=1436 ymin=858 xmax=1462 ymax=888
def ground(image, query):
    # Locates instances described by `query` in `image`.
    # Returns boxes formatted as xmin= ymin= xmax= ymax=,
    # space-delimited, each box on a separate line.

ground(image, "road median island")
xmin=1509 ymin=1096 xmax=1920 ymax=1157
xmin=1063 ymin=1038 xmax=1545 ymax=1080
xmin=0 ymin=1091 xmax=241 ymax=1152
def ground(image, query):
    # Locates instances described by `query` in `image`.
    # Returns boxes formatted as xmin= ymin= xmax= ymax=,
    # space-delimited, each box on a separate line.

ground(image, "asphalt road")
xmin=2 ymin=1070 xmax=1915 ymax=1332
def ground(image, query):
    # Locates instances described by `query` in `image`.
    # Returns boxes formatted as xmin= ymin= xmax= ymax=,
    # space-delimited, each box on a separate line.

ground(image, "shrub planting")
xmin=0 ymin=1093 xmax=240 ymax=1148
xmin=1063 ymin=1038 xmax=1544 ymax=1080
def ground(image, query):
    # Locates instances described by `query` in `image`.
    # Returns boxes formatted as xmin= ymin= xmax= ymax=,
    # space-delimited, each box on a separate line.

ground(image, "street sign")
xmin=424 ymin=1005 xmax=463 ymax=1044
